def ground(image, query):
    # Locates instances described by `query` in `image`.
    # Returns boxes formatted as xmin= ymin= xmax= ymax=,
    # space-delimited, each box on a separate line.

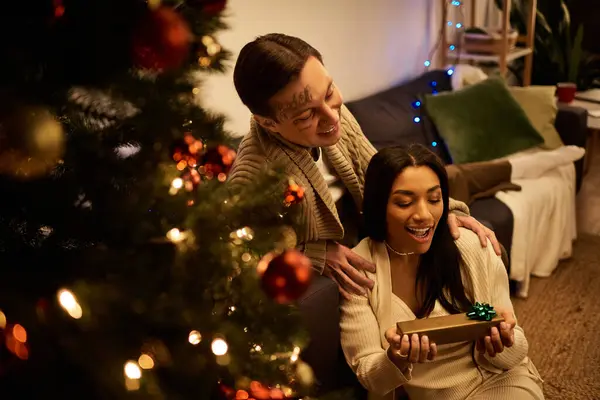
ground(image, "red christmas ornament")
xmin=283 ymin=179 xmax=304 ymax=207
xmin=257 ymin=250 xmax=313 ymax=304
xmin=190 ymin=0 xmax=228 ymax=15
xmin=53 ymin=0 xmax=65 ymax=19
xmin=131 ymin=7 xmax=193 ymax=71
xmin=172 ymin=133 xmax=204 ymax=169
xmin=199 ymin=145 xmax=236 ymax=181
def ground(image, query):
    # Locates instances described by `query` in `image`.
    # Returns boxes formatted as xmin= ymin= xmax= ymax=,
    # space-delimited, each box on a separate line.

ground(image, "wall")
xmin=201 ymin=0 xmax=437 ymax=137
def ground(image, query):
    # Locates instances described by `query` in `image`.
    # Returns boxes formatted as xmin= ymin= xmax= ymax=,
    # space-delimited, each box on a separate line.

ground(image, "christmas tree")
xmin=0 ymin=1 xmax=324 ymax=398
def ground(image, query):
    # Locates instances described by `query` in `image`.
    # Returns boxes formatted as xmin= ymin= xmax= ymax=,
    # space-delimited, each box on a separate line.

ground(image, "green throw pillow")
xmin=423 ymin=78 xmax=544 ymax=164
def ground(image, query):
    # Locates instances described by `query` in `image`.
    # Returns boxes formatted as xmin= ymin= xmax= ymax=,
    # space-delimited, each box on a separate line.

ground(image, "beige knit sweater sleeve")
xmin=481 ymin=244 xmax=529 ymax=369
xmin=340 ymin=293 xmax=411 ymax=396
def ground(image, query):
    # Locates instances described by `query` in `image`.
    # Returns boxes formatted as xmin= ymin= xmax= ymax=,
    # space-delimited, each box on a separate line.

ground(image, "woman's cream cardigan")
xmin=340 ymin=229 xmax=537 ymax=400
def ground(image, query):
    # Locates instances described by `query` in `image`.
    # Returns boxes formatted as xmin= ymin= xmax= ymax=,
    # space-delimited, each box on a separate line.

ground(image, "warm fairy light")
xmin=138 ymin=354 xmax=155 ymax=370
xmin=172 ymin=177 xmax=184 ymax=189
xmin=253 ymin=344 xmax=262 ymax=352
xmin=207 ymin=43 xmax=221 ymax=56
xmin=147 ymin=0 xmax=161 ymax=10
xmin=0 ymin=310 xmax=6 ymax=329
xmin=198 ymin=57 xmax=211 ymax=67
xmin=211 ymin=338 xmax=228 ymax=356
xmin=124 ymin=361 xmax=142 ymax=379
xmin=192 ymin=88 xmax=200 ymax=95
xmin=241 ymin=253 xmax=251 ymax=263
xmin=176 ymin=160 xmax=187 ymax=171
xmin=201 ymin=35 xmax=215 ymax=46
xmin=166 ymin=228 xmax=186 ymax=243
xmin=235 ymin=227 xmax=254 ymax=241
xmin=290 ymin=346 xmax=301 ymax=362
xmin=57 ymin=289 xmax=83 ymax=319
xmin=188 ymin=330 xmax=202 ymax=345
xmin=218 ymin=172 xmax=227 ymax=182
xmin=12 ymin=324 xmax=27 ymax=343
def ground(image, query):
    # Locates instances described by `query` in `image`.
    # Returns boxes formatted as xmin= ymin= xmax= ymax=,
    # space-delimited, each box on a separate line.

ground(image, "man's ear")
xmin=253 ymin=115 xmax=278 ymax=132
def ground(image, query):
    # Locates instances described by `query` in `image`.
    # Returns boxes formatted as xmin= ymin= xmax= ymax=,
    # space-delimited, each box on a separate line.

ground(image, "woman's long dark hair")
xmin=362 ymin=144 xmax=473 ymax=318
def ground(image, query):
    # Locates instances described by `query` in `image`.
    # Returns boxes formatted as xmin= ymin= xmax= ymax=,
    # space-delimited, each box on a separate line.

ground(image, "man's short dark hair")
xmin=233 ymin=33 xmax=323 ymax=119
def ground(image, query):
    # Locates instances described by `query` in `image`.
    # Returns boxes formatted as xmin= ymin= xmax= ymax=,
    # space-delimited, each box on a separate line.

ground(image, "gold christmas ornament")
xmin=277 ymin=225 xmax=298 ymax=249
xmin=295 ymin=360 xmax=315 ymax=387
xmin=0 ymin=106 xmax=65 ymax=179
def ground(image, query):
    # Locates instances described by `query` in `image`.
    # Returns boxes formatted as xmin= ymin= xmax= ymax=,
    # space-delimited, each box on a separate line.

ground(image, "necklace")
xmin=384 ymin=241 xmax=415 ymax=256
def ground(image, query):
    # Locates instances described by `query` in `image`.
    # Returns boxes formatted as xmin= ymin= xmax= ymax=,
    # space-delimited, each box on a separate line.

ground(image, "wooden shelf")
xmin=439 ymin=0 xmax=537 ymax=86
xmin=447 ymin=47 xmax=533 ymax=63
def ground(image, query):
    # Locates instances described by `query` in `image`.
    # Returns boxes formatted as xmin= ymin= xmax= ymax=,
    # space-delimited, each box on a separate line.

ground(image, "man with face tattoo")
xmin=228 ymin=34 xmax=502 ymax=299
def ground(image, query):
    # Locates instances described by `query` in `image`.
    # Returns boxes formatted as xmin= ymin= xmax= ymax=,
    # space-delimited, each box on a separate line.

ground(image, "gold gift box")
xmin=397 ymin=313 xmax=505 ymax=345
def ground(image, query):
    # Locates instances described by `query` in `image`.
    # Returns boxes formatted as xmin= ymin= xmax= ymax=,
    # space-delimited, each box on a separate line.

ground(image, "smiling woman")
xmin=340 ymin=144 xmax=544 ymax=400
xmin=362 ymin=144 xmax=470 ymax=319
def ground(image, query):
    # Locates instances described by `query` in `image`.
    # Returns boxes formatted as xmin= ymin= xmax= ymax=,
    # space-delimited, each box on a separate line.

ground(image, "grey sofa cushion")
xmin=345 ymin=70 xmax=453 ymax=164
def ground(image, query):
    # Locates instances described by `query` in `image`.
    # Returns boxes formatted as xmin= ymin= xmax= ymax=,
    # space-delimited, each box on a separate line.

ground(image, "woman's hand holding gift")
xmin=476 ymin=308 xmax=515 ymax=357
xmin=385 ymin=327 xmax=437 ymax=370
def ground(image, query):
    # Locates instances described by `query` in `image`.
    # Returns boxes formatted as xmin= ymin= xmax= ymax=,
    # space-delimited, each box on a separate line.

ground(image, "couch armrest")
xmin=556 ymin=103 xmax=587 ymax=146
xmin=555 ymin=104 xmax=587 ymax=192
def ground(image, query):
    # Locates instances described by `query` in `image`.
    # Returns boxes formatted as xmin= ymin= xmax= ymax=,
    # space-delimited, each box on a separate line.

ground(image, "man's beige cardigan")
xmin=228 ymin=105 xmax=469 ymax=272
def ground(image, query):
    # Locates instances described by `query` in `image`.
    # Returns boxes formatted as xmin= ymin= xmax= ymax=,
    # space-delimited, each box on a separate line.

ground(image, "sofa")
xmin=298 ymin=69 xmax=588 ymax=398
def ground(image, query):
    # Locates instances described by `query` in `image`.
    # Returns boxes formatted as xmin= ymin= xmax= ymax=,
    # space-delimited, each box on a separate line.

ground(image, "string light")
xmin=211 ymin=337 xmax=228 ymax=356
xmin=171 ymin=178 xmax=183 ymax=189
xmin=124 ymin=361 xmax=142 ymax=380
xmin=290 ymin=346 xmax=301 ymax=363
xmin=188 ymin=330 xmax=202 ymax=345
xmin=235 ymin=227 xmax=254 ymax=241
xmin=57 ymin=289 xmax=83 ymax=319
xmin=12 ymin=324 xmax=27 ymax=343
xmin=166 ymin=228 xmax=186 ymax=243
xmin=417 ymin=0 xmax=463 ymax=130
xmin=0 ymin=310 xmax=6 ymax=329
xmin=138 ymin=354 xmax=155 ymax=369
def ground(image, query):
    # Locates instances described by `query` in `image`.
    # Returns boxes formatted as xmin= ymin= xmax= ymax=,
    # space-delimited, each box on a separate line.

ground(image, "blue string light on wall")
xmin=415 ymin=0 xmax=463 ymax=149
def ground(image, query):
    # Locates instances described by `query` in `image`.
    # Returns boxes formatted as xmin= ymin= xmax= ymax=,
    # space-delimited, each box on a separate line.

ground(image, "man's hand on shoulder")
xmin=447 ymin=213 xmax=502 ymax=256
xmin=323 ymin=241 xmax=376 ymax=300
